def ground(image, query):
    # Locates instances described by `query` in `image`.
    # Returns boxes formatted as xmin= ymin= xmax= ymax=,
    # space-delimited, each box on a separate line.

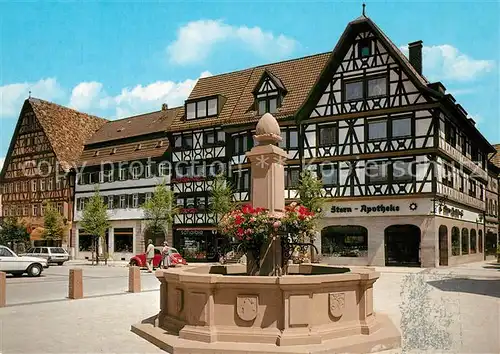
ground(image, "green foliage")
xmin=0 ymin=217 xmax=30 ymax=246
xmin=297 ymin=170 xmax=324 ymax=215
xmin=142 ymin=181 xmax=179 ymax=236
xmin=81 ymin=186 xmax=110 ymax=242
xmin=42 ymin=202 xmax=66 ymax=241
xmin=210 ymin=173 xmax=235 ymax=223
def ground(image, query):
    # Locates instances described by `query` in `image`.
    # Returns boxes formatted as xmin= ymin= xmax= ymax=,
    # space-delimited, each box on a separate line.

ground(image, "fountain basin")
xmin=132 ymin=264 xmax=400 ymax=353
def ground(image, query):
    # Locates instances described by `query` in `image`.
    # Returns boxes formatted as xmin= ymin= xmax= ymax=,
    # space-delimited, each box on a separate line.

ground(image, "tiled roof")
xmin=169 ymin=53 xmax=331 ymax=131
xmin=86 ymin=107 xmax=180 ymax=145
xmin=490 ymin=144 xmax=500 ymax=168
xmin=78 ymin=138 xmax=170 ymax=167
xmin=28 ymin=98 xmax=107 ymax=171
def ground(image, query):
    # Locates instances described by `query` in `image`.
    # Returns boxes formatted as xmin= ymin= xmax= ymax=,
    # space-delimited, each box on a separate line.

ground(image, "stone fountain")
xmin=132 ymin=113 xmax=401 ymax=353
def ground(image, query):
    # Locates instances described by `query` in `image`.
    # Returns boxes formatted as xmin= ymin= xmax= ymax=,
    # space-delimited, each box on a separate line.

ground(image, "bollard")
xmin=68 ymin=268 xmax=83 ymax=299
xmin=128 ymin=266 xmax=141 ymax=293
xmin=0 ymin=271 xmax=6 ymax=307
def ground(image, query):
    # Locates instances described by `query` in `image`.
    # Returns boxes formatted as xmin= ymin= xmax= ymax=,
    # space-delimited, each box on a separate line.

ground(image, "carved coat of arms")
xmin=329 ymin=292 xmax=345 ymax=318
xmin=236 ymin=295 xmax=258 ymax=321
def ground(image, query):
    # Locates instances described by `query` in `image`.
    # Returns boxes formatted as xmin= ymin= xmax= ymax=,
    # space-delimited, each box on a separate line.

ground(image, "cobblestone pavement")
xmin=0 ymin=261 xmax=498 ymax=353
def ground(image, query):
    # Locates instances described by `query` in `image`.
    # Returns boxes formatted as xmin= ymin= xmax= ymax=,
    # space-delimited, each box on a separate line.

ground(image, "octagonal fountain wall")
xmin=132 ymin=113 xmax=400 ymax=353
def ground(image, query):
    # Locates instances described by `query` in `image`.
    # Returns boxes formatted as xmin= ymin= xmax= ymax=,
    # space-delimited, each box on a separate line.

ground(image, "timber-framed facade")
xmin=164 ymin=14 xmax=498 ymax=266
xmin=0 ymin=98 xmax=106 ymax=248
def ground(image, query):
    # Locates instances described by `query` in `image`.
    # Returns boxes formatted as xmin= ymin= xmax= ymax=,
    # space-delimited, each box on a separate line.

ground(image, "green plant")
xmin=0 ymin=217 xmax=30 ymax=249
xmin=42 ymin=202 xmax=65 ymax=243
xmin=210 ymin=173 xmax=235 ymax=224
xmin=81 ymin=186 xmax=110 ymax=265
xmin=142 ymin=181 xmax=179 ymax=241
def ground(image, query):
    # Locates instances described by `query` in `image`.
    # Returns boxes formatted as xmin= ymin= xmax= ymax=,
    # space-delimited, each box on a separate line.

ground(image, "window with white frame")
xmin=159 ymin=163 xmax=169 ymax=177
xmin=145 ymin=164 xmax=152 ymax=178
xmin=119 ymin=167 xmax=127 ymax=181
xmin=33 ymin=204 xmax=39 ymax=217
xmin=186 ymin=98 xmax=218 ymax=120
xmin=131 ymin=166 xmax=141 ymax=179
xmin=146 ymin=193 xmax=152 ymax=203
xmin=107 ymin=195 xmax=114 ymax=209
xmin=119 ymin=195 xmax=127 ymax=209
xmin=132 ymin=194 xmax=139 ymax=208
xmin=255 ymin=76 xmax=280 ymax=115
xmin=40 ymin=179 xmax=46 ymax=191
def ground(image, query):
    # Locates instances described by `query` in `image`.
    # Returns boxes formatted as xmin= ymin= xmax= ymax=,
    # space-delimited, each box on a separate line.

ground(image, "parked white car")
xmin=0 ymin=245 xmax=48 ymax=277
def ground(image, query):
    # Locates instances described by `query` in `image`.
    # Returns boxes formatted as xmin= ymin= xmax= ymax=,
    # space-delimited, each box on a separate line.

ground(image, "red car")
xmin=129 ymin=246 xmax=187 ymax=268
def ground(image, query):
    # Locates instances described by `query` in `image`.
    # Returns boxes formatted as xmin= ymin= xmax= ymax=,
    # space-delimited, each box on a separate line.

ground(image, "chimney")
xmin=408 ymin=40 xmax=423 ymax=75
xmin=161 ymin=103 xmax=168 ymax=111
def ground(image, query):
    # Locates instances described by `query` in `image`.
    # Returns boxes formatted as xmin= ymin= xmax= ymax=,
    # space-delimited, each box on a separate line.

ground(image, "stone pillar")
xmin=128 ymin=266 xmax=141 ymax=293
xmin=108 ymin=227 xmax=115 ymax=256
xmin=0 ymin=271 xmax=6 ymax=307
xmin=246 ymin=113 xmax=287 ymax=276
xmin=68 ymin=268 xmax=83 ymax=299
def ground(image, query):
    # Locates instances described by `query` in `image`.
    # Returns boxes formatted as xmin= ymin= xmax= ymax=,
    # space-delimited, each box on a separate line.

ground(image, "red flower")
xmin=235 ymin=215 xmax=244 ymax=225
xmin=242 ymin=204 xmax=254 ymax=214
xmin=237 ymin=228 xmax=245 ymax=236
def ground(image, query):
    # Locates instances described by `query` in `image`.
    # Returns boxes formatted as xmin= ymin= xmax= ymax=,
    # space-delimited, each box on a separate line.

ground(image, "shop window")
xmin=478 ymin=230 xmax=483 ymax=253
xmin=470 ymin=229 xmax=477 ymax=254
xmin=114 ymin=228 xmax=133 ymax=253
xmin=451 ymin=227 xmax=460 ymax=256
xmin=79 ymin=231 xmax=93 ymax=252
xmin=321 ymin=225 xmax=368 ymax=257
xmin=461 ymin=228 xmax=469 ymax=255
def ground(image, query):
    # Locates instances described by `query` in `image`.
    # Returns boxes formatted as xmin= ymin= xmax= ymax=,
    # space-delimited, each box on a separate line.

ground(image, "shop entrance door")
xmin=438 ymin=225 xmax=448 ymax=266
xmin=384 ymin=224 xmax=421 ymax=267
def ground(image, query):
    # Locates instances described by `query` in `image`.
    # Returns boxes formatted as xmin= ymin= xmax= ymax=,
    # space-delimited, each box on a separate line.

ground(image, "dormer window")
xmin=186 ymin=97 xmax=218 ymax=120
xmin=94 ymin=151 xmax=100 ymax=157
xmin=110 ymin=148 xmax=117 ymax=155
xmin=254 ymin=71 xmax=286 ymax=115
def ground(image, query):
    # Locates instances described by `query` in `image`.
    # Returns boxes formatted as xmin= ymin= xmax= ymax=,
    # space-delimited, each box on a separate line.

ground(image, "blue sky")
xmin=1 ymin=1 xmax=499 ymax=168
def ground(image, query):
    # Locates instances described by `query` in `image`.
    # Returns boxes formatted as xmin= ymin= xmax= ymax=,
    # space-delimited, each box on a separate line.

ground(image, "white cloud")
xmin=0 ymin=78 xmax=64 ymax=118
xmin=100 ymin=71 xmax=212 ymax=118
xmin=167 ymin=20 xmax=298 ymax=65
xmin=400 ymin=44 xmax=495 ymax=82
xmin=69 ymin=81 xmax=104 ymax=111
xmin=0 ymin=157 xmax=4 ymax=170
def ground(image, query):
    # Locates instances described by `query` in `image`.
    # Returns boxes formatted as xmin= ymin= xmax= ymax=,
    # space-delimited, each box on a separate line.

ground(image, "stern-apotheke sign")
xmin=325 ymin=199 xmax=431 ymax=218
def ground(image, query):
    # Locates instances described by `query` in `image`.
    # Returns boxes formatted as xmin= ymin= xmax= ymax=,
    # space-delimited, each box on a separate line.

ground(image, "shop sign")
xmin=179 ymin=230 xmax=204 ymax=236
xmin=330 ymin=204 xmax=401 ymax=214
xmin=438 ymin=205 xmax=464 ymax=219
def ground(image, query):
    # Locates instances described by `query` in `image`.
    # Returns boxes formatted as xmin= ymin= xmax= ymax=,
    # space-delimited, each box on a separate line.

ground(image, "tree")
xmin=142 ymin=181 xmax=178 ymax=246
xmin=210 ymin=173 xmax=235 ymax=224
xmin=42 ymin=202 xmax=66 ymax=245
xmin=81 ymin=186 xmax=110 ymax=265
xmin=297 ymin=169 xmax=324 ymax=215
xmin=297 ymin=169 xmax=324 ymax=261
xmin=0 ymin=217 xmax=30 ymax=251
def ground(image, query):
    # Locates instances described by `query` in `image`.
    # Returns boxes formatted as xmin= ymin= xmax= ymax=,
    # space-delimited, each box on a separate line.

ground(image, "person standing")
xmin=161 ymin=241 xmax=170 ymax=269
xmin=146 ymin=239 xmax=155 ymax=273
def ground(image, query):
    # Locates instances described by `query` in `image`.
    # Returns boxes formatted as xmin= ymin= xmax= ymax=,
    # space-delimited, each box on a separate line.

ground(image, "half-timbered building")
xmin=0 ymin=98 xmax=106 ymax=248
xmin=167 ymin=14 xmax=496 ymax=267
xmin=72 ymin=105 xmax=178 ymax=261
xmin=485 ymin=146 xmax=500 ymax=258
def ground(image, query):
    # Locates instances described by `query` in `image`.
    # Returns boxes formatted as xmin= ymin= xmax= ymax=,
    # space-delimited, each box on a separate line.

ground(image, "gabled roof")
xmin=252 ymin=69 xmax=287 ymax=94
xmin=168 ymin=53 xmax=330 ymax=132
xmin=86 ymin=106 xmax=180 ymax=145
xmin=490 ymin=144 xmax=500 ymax=169
xmin=0 ymin=98 xmax=107 ymax=174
